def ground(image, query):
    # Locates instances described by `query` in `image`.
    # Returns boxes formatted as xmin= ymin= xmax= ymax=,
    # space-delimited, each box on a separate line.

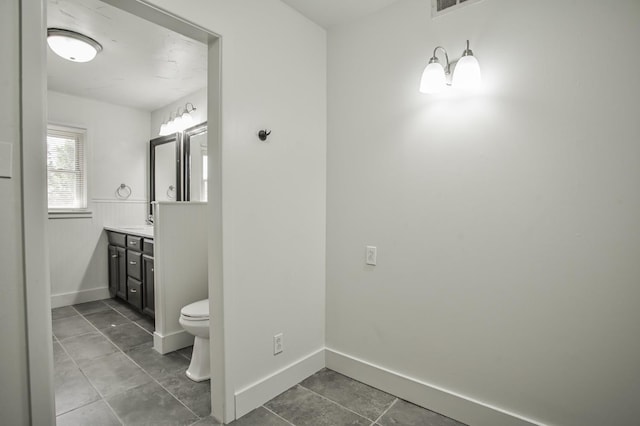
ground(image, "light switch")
xmin=0 ymin=142 xmax=13 ymax=179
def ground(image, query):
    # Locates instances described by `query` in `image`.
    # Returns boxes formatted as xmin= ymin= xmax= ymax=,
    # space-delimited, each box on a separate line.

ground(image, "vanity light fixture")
xmin=419 ymin=40 xmax=481 ymax=94
xmin=158 ymin=103 xmax=197 ymax=136
xmin=47 ymin=28 xmax=102 ymax=63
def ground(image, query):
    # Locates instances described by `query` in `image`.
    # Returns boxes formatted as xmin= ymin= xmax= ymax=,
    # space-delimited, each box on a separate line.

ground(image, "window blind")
xmin=47 ymin=126 xmax=87 ymax=210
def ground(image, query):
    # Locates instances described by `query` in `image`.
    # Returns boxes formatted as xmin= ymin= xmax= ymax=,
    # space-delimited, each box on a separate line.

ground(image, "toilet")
xmin=179 ymin=299 xmax=210 ymax=382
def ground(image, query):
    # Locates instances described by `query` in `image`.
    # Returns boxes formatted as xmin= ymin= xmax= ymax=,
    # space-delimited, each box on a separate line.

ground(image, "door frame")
xmin=20 ymin=0 xmax=231 ymax=422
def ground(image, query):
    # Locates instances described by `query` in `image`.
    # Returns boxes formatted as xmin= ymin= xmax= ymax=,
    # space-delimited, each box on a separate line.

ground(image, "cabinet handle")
xmin=129 ymin=241 xmax=137 ymax=246
xmin=111 ymin=255 xmax=118 ymax=258
xmin=151 ymin=268 xmax=154 ymax=272
xmin=130 ymin=288 xmax=137 ymax=293
xmin=130 ymin=261 xmax=137 ymax=265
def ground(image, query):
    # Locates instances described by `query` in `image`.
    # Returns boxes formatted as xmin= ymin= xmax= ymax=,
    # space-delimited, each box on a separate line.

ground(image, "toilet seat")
xmin=180 ymin=299 xmax=209 ymax=320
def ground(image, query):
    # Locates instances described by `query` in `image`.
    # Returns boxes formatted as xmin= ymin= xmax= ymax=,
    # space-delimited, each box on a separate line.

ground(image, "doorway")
xmin=20 ymin=0 xmax=227 ymax=423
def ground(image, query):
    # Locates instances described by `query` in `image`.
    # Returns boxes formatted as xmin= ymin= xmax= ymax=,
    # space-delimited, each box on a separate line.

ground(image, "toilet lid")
xmin=181 ymin=299 xmax=209 ymax=319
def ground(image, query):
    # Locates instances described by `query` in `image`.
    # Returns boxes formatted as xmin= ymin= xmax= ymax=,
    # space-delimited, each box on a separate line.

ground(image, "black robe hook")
xmin=258 ymin=129 xmax=271 ymax=141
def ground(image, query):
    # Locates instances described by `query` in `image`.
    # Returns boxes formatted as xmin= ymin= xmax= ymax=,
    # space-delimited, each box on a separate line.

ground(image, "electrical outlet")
xmin=273 ymin=333 xmax=283 ymax=355
xmin=366 ymin=246 xmax=377 ymax=266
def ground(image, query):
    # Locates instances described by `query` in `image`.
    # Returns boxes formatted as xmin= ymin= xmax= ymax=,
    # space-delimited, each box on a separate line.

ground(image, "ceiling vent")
xmin=432 ymin=0 xmax=483 ymax=17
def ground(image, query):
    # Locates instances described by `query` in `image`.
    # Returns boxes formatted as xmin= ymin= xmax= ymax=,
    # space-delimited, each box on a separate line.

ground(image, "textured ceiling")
xmin=280 ymin=0 xmax=402 ymax=28
xmin=47 ymin=0 xmax=207 ymax=112
xmin=47 ymin=0 xmax=403 ymax=111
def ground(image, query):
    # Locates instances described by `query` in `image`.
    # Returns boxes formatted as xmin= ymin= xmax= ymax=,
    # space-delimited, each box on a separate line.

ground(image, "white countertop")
xmin=104 ymin=225 xmax=154 ymax=239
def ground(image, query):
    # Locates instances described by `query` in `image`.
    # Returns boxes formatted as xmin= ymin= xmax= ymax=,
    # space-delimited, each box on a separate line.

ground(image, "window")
xmin=432 ymin=0 xmax=482 ymax=17
xmin=47 ymin=125 xmax=88 ymax=212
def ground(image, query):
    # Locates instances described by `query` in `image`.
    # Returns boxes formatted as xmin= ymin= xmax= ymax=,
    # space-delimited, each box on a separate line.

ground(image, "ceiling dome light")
xmin=47 ymin=28 xmax=102 ymax=63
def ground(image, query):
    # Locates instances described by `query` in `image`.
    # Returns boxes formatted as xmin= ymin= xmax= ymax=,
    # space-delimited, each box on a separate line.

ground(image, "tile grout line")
xmin=60 ymin=300 xmax=206 ymax=422
xmin=54 ymin=303 xmax=121 ymax=422
xmin=296 ymin=384 xmax=375 ymax=423
xmin=262 ymin=405 xmax=297 ymax=426
xmin=84 ymin=304 xmax=206 ymax=421
xmin=372 ymin=397 xmax=398 ymax=425
xmin=70 ymin=302 xmax=126 ymax=425
xmin=104 ymin=303 xmax=154 ymax=337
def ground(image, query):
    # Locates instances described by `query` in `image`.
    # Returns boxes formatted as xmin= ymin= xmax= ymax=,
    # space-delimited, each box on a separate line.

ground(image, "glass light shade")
xmin=159 ymin=122 xmax=169 ymax=136
xmin=181 ymin=111 xmax=194 ymax=129
xmin=420 ymin=62 xmax=447 ymax=94
xmin=165 ymin=119 xmax=177 ymax=134
xmin=173 ymin=115 xmax=184 ymax=131
xmin=47 ymin=29 xmax=102 ymax=63
xmin=452 ymin=55 xmax=482 ymax=90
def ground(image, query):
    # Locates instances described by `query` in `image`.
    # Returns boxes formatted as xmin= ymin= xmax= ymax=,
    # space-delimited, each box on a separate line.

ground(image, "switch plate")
xmin=0 ymin=142 xmax=13 ymax=178
xmin=366 ymin=246 xmax=377 ymax=266
xmin=273 ymin=333 xmax=283 ymax=355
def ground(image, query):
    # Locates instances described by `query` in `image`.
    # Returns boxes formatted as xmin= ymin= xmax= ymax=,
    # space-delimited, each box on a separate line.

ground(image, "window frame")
xmin=46 ymin=123 xmax=91 ymax=218
xmin=431 ymin=0 xmax=483 ymax=18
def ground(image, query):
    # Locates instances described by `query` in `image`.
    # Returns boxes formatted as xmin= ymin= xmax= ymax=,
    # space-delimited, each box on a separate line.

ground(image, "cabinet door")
xmin=116 ymin=247 xmax=127 ymax=299
xmin=142 ymin=255 xmax=155 ymax=318
xmin=127 ymin=277 xmax=142 ymax=310
xmin=127 ymin=251 xmax=142 ymax=281
xmin=108 ymin=245 xmax=118 ymax=297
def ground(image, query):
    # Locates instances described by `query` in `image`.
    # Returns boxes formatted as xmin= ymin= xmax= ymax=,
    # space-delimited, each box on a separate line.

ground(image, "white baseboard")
xmin=153 ymin=329 xmax=194 ymax=355
xmin=51 ymin=287 xmax=111 ymax=308
xmin=326 ymin=348 xmax=545 ymax=426
xmin=234 ymin=348 xmax=325 ymax=419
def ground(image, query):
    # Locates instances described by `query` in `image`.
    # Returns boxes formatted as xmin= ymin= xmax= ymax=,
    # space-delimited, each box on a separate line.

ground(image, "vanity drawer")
xmin=107 ymin=231 xmax=126 ymax=247
xmin=127 ymin=251 xmax=142 ymax=280
xmin=142 ymin=239 xmax=154 ymax=256
xmin=126 ymin=235 xmax=143 ymax=251
xmin=127 ymin=277 xmax=142 ymax=310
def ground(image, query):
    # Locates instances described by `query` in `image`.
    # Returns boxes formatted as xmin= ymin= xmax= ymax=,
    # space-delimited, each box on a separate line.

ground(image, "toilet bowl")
xmin=179 ymin=299 xmax=210 ymax=382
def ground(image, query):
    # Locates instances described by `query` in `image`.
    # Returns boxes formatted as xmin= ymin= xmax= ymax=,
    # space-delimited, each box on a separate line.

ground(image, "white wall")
xmin=0 ymin=0 xmax=30 ymax=423
xmin=153 ymin=202 xmax=208 ymax=354
xmin=150 ymin=87 xmax=207 ymax=139
xmin=326 ymin=1 xmax=640 ymax=426
xmin=146 ymin=0 xmax=327 ymax=416
xmin=48 ymin=91 xmax=150 ymax=305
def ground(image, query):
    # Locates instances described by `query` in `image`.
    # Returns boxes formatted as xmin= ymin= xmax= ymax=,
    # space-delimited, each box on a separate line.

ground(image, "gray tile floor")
xmin=53 ymin=298 xmax=466 ymax=426
xmin=218 ymin=368 xmax=467 ymax=426
xmin=53 ymin=298 xmax=206 ymax=426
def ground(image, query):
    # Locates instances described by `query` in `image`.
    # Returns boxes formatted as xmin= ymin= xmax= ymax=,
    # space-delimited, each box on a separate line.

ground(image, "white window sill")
xmin=48 ymin=210 xmax=93 ymax=219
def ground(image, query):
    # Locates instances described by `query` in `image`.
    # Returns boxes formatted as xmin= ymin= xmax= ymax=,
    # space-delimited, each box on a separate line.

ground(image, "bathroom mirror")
xmin=183 ymin=122 xmax=208 ymax=202
xmin=149 ymin=133 xmax=182 ymax=216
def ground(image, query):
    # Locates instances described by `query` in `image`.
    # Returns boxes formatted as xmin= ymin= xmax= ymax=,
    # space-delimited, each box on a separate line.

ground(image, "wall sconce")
xmin=159 ymin=102 xmax=197 ymax=135
xmin=419 ymin=40 xmax=481 ymax=94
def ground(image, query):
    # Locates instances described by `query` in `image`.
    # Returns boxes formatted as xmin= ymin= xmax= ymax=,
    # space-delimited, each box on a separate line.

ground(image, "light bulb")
xmin=420 ymin=61 xmax=447 ymax=94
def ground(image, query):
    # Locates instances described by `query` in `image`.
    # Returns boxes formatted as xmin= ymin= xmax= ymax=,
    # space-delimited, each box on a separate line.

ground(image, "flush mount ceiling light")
xmin=47 ymin=28 xmax=103 ymax=63
xmin=159 ymin=103 xmax=197 ymax=136
xmin=419 ymin=40 xmax=482 ymax=94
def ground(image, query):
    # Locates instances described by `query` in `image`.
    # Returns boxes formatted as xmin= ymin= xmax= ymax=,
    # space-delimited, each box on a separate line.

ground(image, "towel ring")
xmin=116 ymin=183 xmax=132 ymax=199
xmin=166 ymin=185 xmax=176 ymax=200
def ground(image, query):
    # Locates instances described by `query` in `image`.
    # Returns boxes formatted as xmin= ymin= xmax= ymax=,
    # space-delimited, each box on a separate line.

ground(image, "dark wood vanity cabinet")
xmin=108 ymin=246 xmax=127 ymax=299
xmin=107 ymin=231 xmax=155 ymax=318
xmin=142 ymin=255 xmax=155 ymax=317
